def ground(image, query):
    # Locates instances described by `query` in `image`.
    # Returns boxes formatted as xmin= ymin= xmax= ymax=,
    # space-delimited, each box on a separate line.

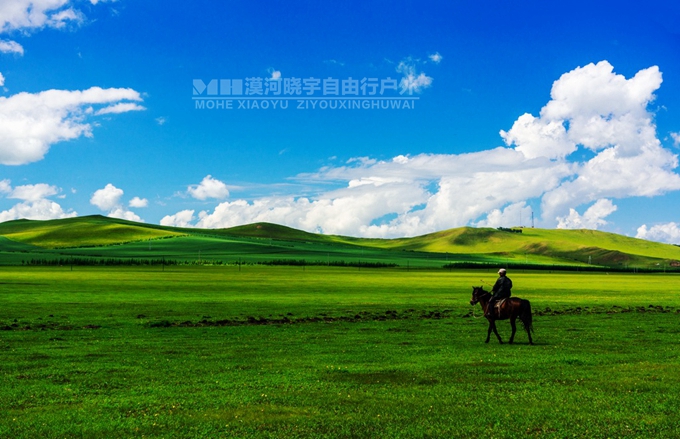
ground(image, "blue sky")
xmin=1 ymin=0 xmax=680 ymax=242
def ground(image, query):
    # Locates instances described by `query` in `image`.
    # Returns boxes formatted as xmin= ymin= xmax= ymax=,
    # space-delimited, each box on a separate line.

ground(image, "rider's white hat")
xmin=498 ymin=268 xmax=506 ymax=274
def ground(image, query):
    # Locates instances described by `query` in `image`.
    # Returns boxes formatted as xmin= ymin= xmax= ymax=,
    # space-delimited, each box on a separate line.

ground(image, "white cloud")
xmin=0 ymin=72 xmax=4 ymax=87
xmin=107 ymin=207 xmax=141 ymax=222
xmin=428 ymin=52 xmax=443 ymax=64
xmin=0 ymin=0 xmax=84 ymax=33
xmin=187 ymin=150 xmax=568 ymax=237
xmin=671 ymin=132 xmax=680 ymax=147
xmin=90 ymin=183 xmax=123 ymax=211
xmin=0 ymin=86 xmax=144 ymax=165
xmin=556 ymin=199 xmax=617 ymax=229
xmin=160 ymin=209 xmax=195 ymax=228
xmin=636 ymin=222 xmax=680 ymax=244
xmin=0 ymin=1 xmax=113 ymax=56
xmin=500 ymin=61 xmax=680 ymax=224
xmin=95 ymin=102 xmax=146 ymax=115
xmin=396 ymin=57 xmax=433 ymax=95
xmin=90 ymin=183 xmax=143 ymax=222
xmin=187 ymin=175 xmax=229 ymax=200
xmin=475 ymin=202 xmax=533 ymax=228
xmin=129 ymin=197 xmax=148 ymax=208
xmin=192 ymin=183 xmax=426 ymax=235
xmin=155 ymin=116 xmax=166 ymax=126
xmin=158 ymin=61 xmax=680 ymax=241
xmin=47 ymin=7 xmax=84 ymax=29
xmin=500 ymin=113 xmax=574 ymax=160
xmin=0 ymin=199 xmax=77 ymax=222
xmin=0 ymin=179 xmax=10 ymax=193
xmin=0 ymin=39 xmax=23 ymax=55
xmin=8 ymin=183 xmax=59 ymax=202
xmin=0 ymin=179 xmax=75 ymax=222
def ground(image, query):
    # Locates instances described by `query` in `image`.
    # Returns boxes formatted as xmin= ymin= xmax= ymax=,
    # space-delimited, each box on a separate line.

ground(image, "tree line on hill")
xmin=20 ymin=257 xmax=397 ymax=269
xmin=259 ymin=259 xmax=397 ymax=268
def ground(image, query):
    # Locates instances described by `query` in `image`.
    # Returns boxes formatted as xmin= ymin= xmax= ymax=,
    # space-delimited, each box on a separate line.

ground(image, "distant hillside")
xmin=348 ymin=227 xmax=680 ymax=266
xmin=0 ymin=215 xmax=186 ymax=248
xmin=1 ymin=215 xmax=679 ymax=269
xmin=220 ymin=222 xmax=336 ymax=243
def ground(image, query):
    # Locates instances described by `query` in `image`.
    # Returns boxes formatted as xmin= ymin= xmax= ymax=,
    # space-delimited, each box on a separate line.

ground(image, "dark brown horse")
xmin=470 ymin=286 xmax=534 ymax=345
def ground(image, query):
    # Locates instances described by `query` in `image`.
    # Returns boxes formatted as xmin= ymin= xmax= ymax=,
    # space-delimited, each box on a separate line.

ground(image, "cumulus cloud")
xmin=636 ymin=222 xmax=680 ymax=244
xmin=160 ymin=209 xmax=195 ymax=228
xmin=8 ymin=183 xmax=59 ymax=202
xmin=172 ymin=150 xmax=568 ymax=237
xmin=90 ymin=183 xmax=143 ymax=222
xmin=0 ymin=86 xmax=144 ymax=165
xmin=0 ymin=2 xmax=143 ymax=166
xmin=475 ymin=202 xmax=533 ymax=228
xmin=129 ymin=197 xmax=148 ymax=208
xmin=0 ymin=179 xmax=75 ymax=222
xmin=500 ymin=61 xmax=680 ymax=224
xmin=556 ymin=199 xmax=617 ymax=229
xmin=0 ymin=72 xmax=4 ymax=86
xmin=396 ymin=57 xmax=433 ymax=95
xmin=0 ymin=198 xmax=77 ymax=222
xmin=161 ymin=61 xmax=680 ymax=241
xmin=90 ymin=184 xmax=123 ymax=211
xmin=187 ymin=175 xmax=229 ymax=200
xmin=500 ymin=114 xmax=574 ymax=160
xmin=107 ymin=207 xmax=141 ymax=222
xmin=193 ymin=176 xmax=430 ymax=235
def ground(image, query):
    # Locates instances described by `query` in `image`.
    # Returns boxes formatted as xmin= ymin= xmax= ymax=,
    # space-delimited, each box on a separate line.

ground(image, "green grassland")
xmin=1 ymin=266 xmax=680 ymax=438
xmin=1 ymin=217 xmax=680 ymax=437
xmin=1 ymin=215 xmax=680 ymax=270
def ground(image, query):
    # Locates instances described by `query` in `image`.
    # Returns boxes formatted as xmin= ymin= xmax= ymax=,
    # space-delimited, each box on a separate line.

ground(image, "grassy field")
xmin=1 ymin=265 xmax=679 ymax=438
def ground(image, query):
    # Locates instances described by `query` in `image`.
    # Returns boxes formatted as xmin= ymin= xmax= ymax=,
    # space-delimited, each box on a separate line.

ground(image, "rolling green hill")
xmin=351 ymin=226 xmax=680 ymax=266
xmin=0 ymin=215 xmax=186 ymax=248
xmin=0 ymin=215 xmax=679 ymax=269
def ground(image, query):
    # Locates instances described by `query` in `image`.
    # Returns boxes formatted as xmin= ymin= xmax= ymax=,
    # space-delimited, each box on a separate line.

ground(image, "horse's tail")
xmin=520 ymin=299 xmax=534 ymax=333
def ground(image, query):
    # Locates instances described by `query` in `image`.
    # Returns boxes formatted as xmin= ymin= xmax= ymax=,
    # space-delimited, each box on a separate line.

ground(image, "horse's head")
xmin=470 ymin=286 xmax=489 ymax=305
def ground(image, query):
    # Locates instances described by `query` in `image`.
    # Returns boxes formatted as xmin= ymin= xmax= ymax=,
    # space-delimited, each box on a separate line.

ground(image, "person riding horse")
xmin=486 ymin=268 xmax=512 ymax=318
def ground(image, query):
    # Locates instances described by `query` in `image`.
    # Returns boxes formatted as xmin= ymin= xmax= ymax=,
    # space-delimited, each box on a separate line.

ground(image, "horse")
xmin=469 ymin=286 xmax=534 ymax=345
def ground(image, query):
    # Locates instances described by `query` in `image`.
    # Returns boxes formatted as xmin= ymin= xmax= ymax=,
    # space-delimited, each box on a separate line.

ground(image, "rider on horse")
xmin=486 ymin=268 xmax=512 ymax=318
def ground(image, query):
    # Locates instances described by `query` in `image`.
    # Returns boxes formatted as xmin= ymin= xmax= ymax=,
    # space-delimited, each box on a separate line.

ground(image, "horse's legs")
xmin=488 ymin=320 xmax=503 ymax=344
xmin=525 ymin=321 xmax=534 ymax=345
xmin=509 ymin=316 xmax=517 ymax=344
